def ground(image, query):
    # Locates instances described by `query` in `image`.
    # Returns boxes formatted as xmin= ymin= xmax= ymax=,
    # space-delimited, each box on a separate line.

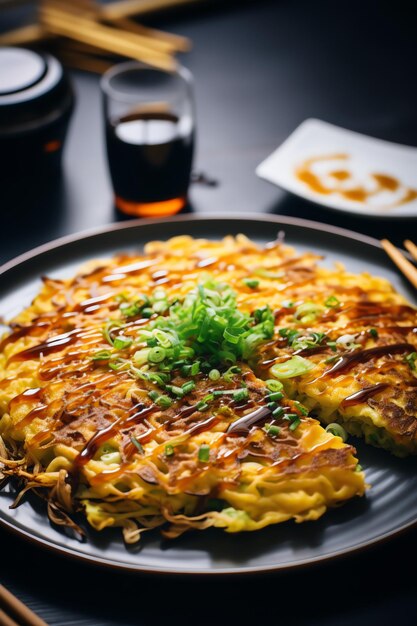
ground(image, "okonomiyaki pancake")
xmin=0 ymin=234 xmax=366 ymax=541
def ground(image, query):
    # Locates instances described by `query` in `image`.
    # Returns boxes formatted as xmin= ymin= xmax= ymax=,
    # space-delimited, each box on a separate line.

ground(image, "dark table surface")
xmin=1 ymin=1 xmax=417 ymax=624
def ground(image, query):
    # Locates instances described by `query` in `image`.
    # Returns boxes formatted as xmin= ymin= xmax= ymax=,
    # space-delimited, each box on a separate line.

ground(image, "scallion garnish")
xmin=198 ymin=444 xmax=210 ymax=462
xmin=325 ymin=295 xmax=340 ymax=308
xmin=166 ymin=384 xmax=184 ymax=398
xmin=155 ymin=395 xmax=172 ymax=409
xmin=113 ymin=336 xmax=133 ymax=350
xmin=369 ymin=328 xmax=379 ymax=339
xmin=264 ymin=423 xmax=281 ymax=437
xmin=265 ymin=379 xmax=283 ymax=392
xmin=289 ymin=417 xmax=301 ymax=431
xmin=148 ymin=346 xmax=166 ymax=363
xmin=271 ymin=356 xmax=315 ymax=379
xmin=92 ymin=350 xmax=112 ymax=361
xmin=233 ymin=388 xmax=249 ymax=402
xmin=405 ymin=352 xmax=417 ymax=371
xmin=165 ymin=444 xmax=175 ymax=457
xmin=209 ymin=368 xmax=221 ymax=381
xmin=267 ymin=391 xmax=284 ymax=402
xmin=325 ymin=422 xmax=348 ymax=441
xmin=130 ymin=436 xmax=144 ymax=454
xmin=243 ymin=278 xmax=260 ymax=289
xmin=182 ymin=380 xmax=196 ymax=394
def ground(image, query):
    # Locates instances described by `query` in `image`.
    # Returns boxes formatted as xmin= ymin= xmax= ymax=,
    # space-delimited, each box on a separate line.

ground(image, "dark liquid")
xmin=105 ymin=111 xmax=194 ymax=217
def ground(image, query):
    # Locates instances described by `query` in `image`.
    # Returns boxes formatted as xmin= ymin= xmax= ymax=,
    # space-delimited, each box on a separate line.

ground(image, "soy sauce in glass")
xmin=101 ymin=63 xmax=195 ymax=218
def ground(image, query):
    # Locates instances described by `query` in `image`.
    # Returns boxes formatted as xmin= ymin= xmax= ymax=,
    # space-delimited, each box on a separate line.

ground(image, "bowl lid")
xmin=0 ymin=47 xmax=72 ymax=130
xmin=0 ymin=48 xmax=47 ymax=96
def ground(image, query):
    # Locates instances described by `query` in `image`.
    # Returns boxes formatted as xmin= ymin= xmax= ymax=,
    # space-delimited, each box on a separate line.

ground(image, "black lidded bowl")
xmin=0 ymin=47 xmax=74 ymax=191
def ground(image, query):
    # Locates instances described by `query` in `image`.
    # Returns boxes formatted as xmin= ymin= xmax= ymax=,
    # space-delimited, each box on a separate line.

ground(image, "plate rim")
xmin=0 ymin=212 xmax=385 ymax=278
xmin=0 ymin=212 xmax=415 ymax=575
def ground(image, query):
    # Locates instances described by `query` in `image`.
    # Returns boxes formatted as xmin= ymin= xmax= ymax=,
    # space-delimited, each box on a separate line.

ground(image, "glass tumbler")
xmin=101 ymin=62 xmax=195 ymax=218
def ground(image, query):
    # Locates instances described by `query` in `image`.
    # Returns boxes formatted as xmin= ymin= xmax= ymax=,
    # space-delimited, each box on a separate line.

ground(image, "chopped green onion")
xmin=166 ymin=384 xmax=184 ymax=398
xmin=203 ymin=394 xmax=214 ymax=403
xmin=243 ymin=278 xmax=260 ymax=289
xmin=109 ymin=360 xmax=125 ymax=370
xmin=148 ymin=346 xmax=166 ymax=363
xmin=264 ymin=423 xmax=281 ymax=437
xmin=156 ymin=395 xmax=172 ymax=409
xmin=265 ymin=379 xmax=283 ymax=392
xmin=267 ymin=391 xmax=284 ymax=402
xmin=223 ymin=328 xmax=241 ymax=344
xmin=325 ymin=295 xmax=340 ymax=308
xmin=289 ymin=417 xmax=301 ymax=431
xmin=113 ymin=336 xmax=133 ymax=350
xmin=165 ymin=444 xmax=175 ymax=457
xmin=279 ymin=327 xmax=299 ymax=344
xmin=233 ymin=388 xmax=249 ymax=402
xmin=267 ymin=402 xmax=278 ymax=410
xmin=182 ymin=380 xmax=196 ymax=394
xmin=272 ymin=406 xmax=285 ymax=418
xmin=141 ymin=307 xmax=154 ymax=318
xmin=369 ymin=328 xmax=379 ymax=339
xmin=223 ymin=365 xmax=241 ymax=382
xmin=355 ymin=464 xmax=363 ymax=472
xmin=130 ymin=436 xmax=144 ymax=454
xmin=190 ymin=362 xmax=200 ymax=376
xmin=196 ymin=401 xmax=209 ymax=411
xmin=120 ymin=302 xmax=141 ymax=317
xmin=92 ymin=350 xmax=112 ymax=361
xmin=325 ymin=422 xmax=348 ymax=441
xmin=271 ymin=356 xmax=315 ymax=379
xmin=405 ymin=352 xmax=417 ymax=371
xmin=209 ymin=368 xmax=221 ymax=381
xmin=294 ymin=302 xmax=323 ymax=323
xmin=327 ymin=341 xmax=337 ymax=352
xmin=293 ymin=401 xmax=309 ymax=415
xmin=198 ymin=444 xmax=210 ymax=462
xmin=254 ymin=268 xmax=284 ymax=280
xmin=148 ymin=390 xmax=159 ymax=402
xmin=133 ymin=348 xmax=150 ymax=366
xmin=103 ymin=320 xmax=123 ymax=345
xmin=283 ymin=413 xmax=299 ymax=421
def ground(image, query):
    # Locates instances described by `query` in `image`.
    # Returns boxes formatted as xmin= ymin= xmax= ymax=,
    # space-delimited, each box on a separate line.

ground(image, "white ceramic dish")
xmin=256 ymin=119 xmax=417 ymax=218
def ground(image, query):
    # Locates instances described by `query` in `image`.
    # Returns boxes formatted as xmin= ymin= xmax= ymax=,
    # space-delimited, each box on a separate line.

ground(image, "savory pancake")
xmin=0 ymin=234 xmax=367 ymax=541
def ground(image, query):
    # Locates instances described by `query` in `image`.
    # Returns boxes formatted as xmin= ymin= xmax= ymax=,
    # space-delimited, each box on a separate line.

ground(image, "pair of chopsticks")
xmin=0 ymin=0 xmax=195 ymax=74
xmin=381 ymin=239 xmax=417 ymax=289
xmin=0 ymin=585 xmax=48 ymax=626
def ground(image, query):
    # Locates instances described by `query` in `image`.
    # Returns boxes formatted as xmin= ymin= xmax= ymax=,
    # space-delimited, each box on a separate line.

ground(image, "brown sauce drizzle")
xmin=322 ymin=343 xmax=415 ymax=377
xmin=295 ymin=154 xmax=417 ymax=209
xmin=227 ymin=405 xmax=271 ymax=435
xmin=9 ymin=328 xmax=102 ymax=362
xmin=340 ymin=383 xmax=389 ymax=408
xmin=74 ymin=404 xmax=156 ymax=468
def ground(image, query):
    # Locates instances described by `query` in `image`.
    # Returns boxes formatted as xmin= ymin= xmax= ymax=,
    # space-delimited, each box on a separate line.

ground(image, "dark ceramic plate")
xmin=1 ymin=215 xmax=416 ymax=575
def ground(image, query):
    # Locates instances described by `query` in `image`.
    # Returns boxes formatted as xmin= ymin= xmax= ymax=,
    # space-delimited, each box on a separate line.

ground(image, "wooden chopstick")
xmin=108 ymin=17 xmax=191 ymax=53
xmin=0 ymin=585 xmax=49 ymax=626
xmin=381 ymin=239 xmax=417 ymax=289
xmin=40 ymin=4 xmax=177 ymax=71
xmin=0 ymin=23 xmax=49 ymax=45
xmin=100 ymin=0 xmax=202 ymax=20
xmin=58 ymin=50 xmax=115 ymax=74
xmin=404 ymin=239 xmax=417 ymax=263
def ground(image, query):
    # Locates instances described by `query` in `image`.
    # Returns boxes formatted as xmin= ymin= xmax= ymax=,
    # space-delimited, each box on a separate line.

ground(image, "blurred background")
xmin=0 ymin=0 xmax=415 ymax=263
